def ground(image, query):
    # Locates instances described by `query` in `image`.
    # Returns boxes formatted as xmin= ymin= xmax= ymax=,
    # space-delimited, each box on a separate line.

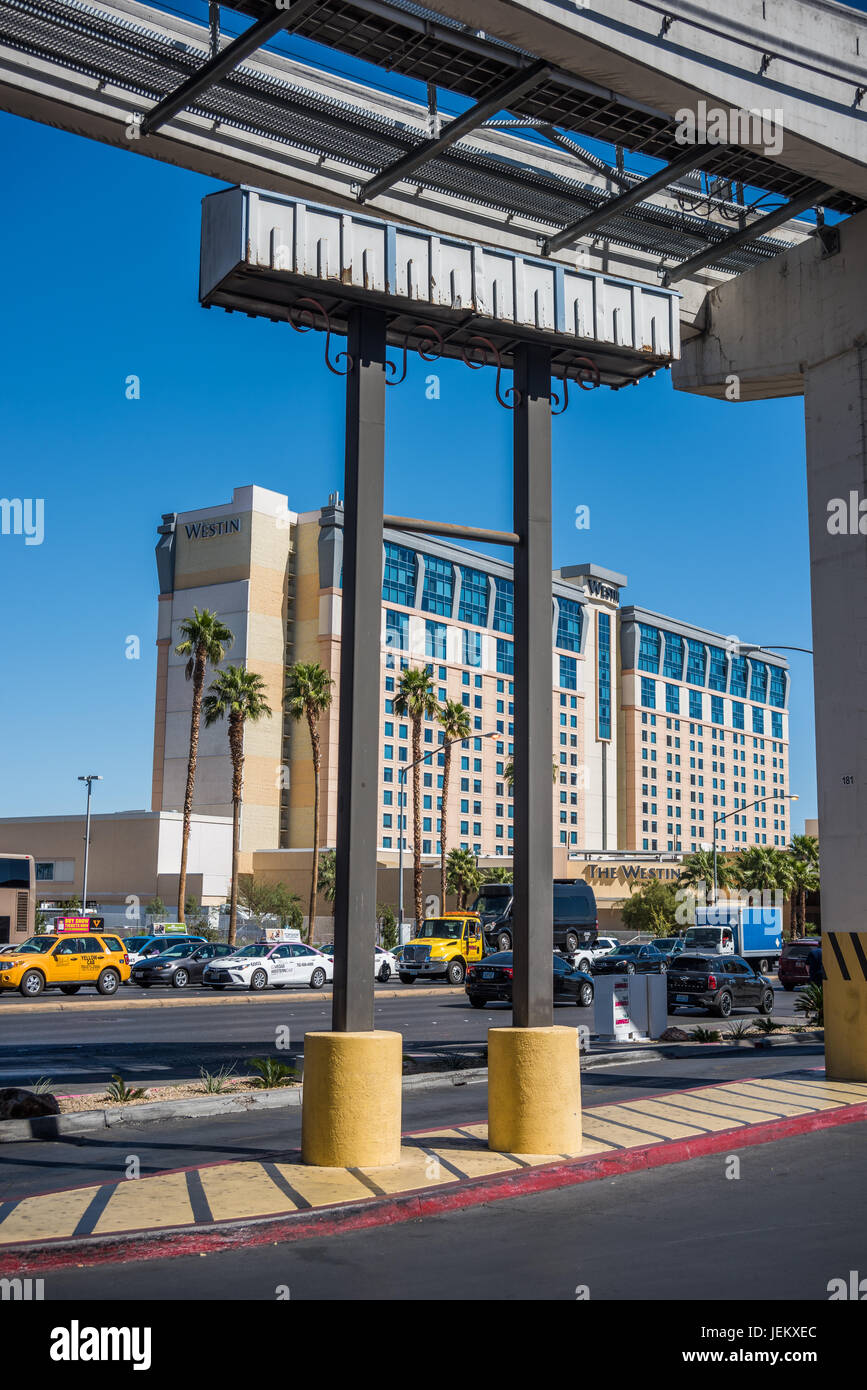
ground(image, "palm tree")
xmin=203 ymin=666 xmax=272 ymax=946
xmin=679 ymin=849 xmax=736 ymax=898
xmin=393 ymin=665 xmax=438 ymax=927
xmin=445 ymin=847 xmax=482 ymax=910
xmin=731 ymin=845 xmax=794 ymax=908
xmin=436 ymin=699 xmax=471 ymax=910
xmin=788 ymin=834 xmax=820 ymax=937
xmin=285 ymin=661 xmax=334 ymax=942
xmin=174 ymin=609 xmax=234 ymax=920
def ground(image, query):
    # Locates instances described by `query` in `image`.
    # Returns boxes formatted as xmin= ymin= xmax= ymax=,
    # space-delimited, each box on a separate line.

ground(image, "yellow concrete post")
xmin=301 ymin=1030 xmax=402 ymax=1167
xmin=823 ymin=931 xmax=867 ymax=1081
xmin=487 ymin=1025 xmax=581 ymax=1155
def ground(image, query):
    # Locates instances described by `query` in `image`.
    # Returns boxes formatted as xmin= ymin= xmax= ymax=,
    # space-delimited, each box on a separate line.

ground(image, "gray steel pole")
xmin=332 ymin=306 xmax=387 ymax=1033
xmin=398 ymin=766 xmax=405 ymax=931
xmin=82 ymin=779 xmax=92 ymax=913
xmin=512 ymin=343 xmax=554 ymax=1029
xmin=712 ymin=817 xmax=718 ymax=905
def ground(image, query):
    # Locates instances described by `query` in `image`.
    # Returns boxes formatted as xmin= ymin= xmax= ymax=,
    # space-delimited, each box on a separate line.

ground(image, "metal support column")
xmin=332 ymin=306 xmax=386 ymax=1033
xmin=512 ymin=343 xmax=554 ymax=1030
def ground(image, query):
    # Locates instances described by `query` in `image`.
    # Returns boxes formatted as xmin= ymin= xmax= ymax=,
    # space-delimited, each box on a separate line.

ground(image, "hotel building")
xmin=150 ymin=485 xmax=791 ymax=883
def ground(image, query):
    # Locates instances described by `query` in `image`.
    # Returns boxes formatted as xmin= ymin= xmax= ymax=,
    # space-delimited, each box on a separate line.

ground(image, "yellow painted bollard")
xmin=487 ymin=1025 xmax=581 ymax=1156
xmin=301 ymin=1030 xmax=402 ymax=1167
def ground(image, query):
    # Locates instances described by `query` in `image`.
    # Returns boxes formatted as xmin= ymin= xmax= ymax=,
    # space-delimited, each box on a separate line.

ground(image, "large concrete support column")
xmin=488 ymin=344 xmax=581 ymax=1156
xmin=805 ymin=346 xmax=867 ymax=1080
xmin=673 ymin=207 xmax=867 ymax=1082
xmin=302 ymin=305 xmax=401 ymax=1165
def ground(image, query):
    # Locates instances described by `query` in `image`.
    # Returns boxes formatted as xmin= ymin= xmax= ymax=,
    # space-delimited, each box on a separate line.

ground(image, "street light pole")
xmin=397 ymin=729 xmax=497 ymax=935
xmin=78 ymin=775 xmax=102 ymax=915
xmin=712 ymin=792 xmax=799 ymax=901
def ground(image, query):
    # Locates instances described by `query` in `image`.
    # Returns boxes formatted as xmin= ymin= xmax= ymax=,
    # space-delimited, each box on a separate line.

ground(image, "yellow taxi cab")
xmin=0 ymin=932 xmax=131 ymax=998
xmin=398 ymin=912 xmax=485 ymax=985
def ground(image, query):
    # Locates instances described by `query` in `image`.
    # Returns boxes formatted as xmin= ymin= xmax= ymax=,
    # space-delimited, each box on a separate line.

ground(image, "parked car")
xmin=0 ymin=932 xmax=131 ymax=997
xmin=667 ymin=953 xmax=775 ymax=1018
xmin=122 ymin=934 xmax=207 ymax=967
xmin=655 ymin=937 xmax=688 ymax=959
xmin=593 ymin=937 xmax=621 ymax=956
xmin=470 ymin=879 xmax=598 ymax=954
xmin=202 ymin=941 xmax=333 ymax=991
xmin=319 ymin=943 xmax=400 ymax=982
xmin=465 ymin=951 xmax=594 ymax=1009
xmin=590 ymin=943 xmax=668 ymax=975
xmin=779 ymin=939 xmax=822 ymax=990
xmin=130 ymin=941 xmax=237 ymax=989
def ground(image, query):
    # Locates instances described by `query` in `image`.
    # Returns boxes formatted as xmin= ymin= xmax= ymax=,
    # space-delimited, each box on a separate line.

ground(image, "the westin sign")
xmin=184 ymin=518 xmax=241 ymax=540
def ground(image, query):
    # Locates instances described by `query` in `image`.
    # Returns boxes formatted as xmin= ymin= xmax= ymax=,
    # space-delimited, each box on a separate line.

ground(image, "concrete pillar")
xmin=672 ymin=208 xmax=867 ymax=1079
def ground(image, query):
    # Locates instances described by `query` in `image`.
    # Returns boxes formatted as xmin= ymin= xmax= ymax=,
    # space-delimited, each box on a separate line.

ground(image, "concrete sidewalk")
xmin=2 ymin=1070 xmax=865 ymax=1273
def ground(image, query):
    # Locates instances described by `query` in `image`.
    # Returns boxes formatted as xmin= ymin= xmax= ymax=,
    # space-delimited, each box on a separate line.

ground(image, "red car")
xmin=779 ymin=940 xmax=821 ymax=990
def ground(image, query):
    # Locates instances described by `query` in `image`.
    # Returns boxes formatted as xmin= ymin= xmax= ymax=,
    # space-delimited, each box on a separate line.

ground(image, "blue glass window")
xmin=708 ymin=646 xmax=728 ymax=692
xmin=458 ymin=566 xmax=488 ymax=627
xmin=752 ymin=705 xmax=765 ymax=734
xmin=493 ymin=578 xmax=514 ymax=634
xmin=711 ymin=695 xmax=724 ymax=725
xmin=421 ymin=555 xmax=454 ymax=617
xmin=638 ymin=624 xmax=661 ymax=672
xmin=496 ymin=639 xmax=514 ymax=675
xmin=750 ymin=660 xmax=767 ymax=703
xmin=687 ymin=640 xmax=707 ymax=687
xmin=663 ymin=633 xmax=684 ymax=680
xmin=769 ymin=667 xmax=786 ymax=708
xmin=732 ymin=701 xmax=745 ymax=730
xmin=560 ymin=655 xmax=577 ymax=691
xmin=463 ymin=628 xmax=482 ymax=668
xmin=640 ymin=676 xmax=656 ymax=710
xmin=425 ymin=620 xmax=447 ymax=662
xmin=771 ymin=711 xmax=783 ymax=738
xmin=556 ymin=599 xmax=583 ymax=653
xmin=665 ymin=683 xmax=680 ymax=715
xmin=385 ymin=608 xmax=408 ymax=652
xmin=729 ymin=657 xmax=748 ymax=697
xmin=689 ymin=689 xmax=703 ymax=720
xmin=382 ymin=542 xmax=416 ymax=606
xmin=598 ymin=613 xmax=611 ymax=738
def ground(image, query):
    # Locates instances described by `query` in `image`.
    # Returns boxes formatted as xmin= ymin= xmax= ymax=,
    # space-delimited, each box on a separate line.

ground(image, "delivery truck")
xmin=682 ymin=905 xmax=783 ymax=974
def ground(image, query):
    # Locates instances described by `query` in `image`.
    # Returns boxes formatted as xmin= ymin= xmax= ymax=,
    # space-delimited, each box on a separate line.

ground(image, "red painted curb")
xmin=2 ymin=1099 xmax=865 ymax=1276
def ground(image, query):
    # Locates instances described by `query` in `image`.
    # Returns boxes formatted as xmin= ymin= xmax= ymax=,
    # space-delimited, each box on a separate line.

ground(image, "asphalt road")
xmin=22 ymin=1118 xmax=867 ymax=1303
xmin=0 ymin=1053 xmax=827 ymax=1204
xmin=0 ymin=983 xmax=806 ymax=1093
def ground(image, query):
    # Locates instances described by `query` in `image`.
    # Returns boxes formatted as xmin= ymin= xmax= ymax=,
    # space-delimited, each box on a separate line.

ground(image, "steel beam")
xmin=141 ymin=0 xmax=320 ymax=136
xmin=332 ymin=306 xmax=387 ymax=1033
xmin=662 ymin=181 xmax=830 ymax=284
xmin=541 ymin=144 xmax=719 ymax=256
xmin=512 ymin=342 xmax=554 ymax=1030
xmin=384 ymin=515 xmax=520 ymax=547
xmin=358 ymin=60 xmax=550 ymax=203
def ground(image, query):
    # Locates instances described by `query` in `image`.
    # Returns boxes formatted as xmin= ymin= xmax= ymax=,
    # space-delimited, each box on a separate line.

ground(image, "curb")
xmin=0 ymin=985 xmax=464 ymax=1015
xmin=0 ymin=1037 xmax=825 ymax=1142
xmin=3 ymin=1099 xmax=864 ymax=1274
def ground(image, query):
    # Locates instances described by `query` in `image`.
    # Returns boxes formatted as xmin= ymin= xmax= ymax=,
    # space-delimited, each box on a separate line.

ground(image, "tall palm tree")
xmin=679 ymin=849 xmax=736 ymax=897
xmin=445 ymin=847 xmax=482 ymax=910
xmin=436 ymin=699 xmax=471 ymax=910
xmin=394 ymin=665 xmax=438 ymax=927
xmin=285 ymin=661 xmax=334 ymax=942
xmin=203 ymin=666 xmax=272 ymax=946
xmin=173 ymin=609 xmax=233 ymax=920
xmin=788 ymin=834 xmax=820 ymax=937
xmin=732 ymin=845 xmax=794 ymax=907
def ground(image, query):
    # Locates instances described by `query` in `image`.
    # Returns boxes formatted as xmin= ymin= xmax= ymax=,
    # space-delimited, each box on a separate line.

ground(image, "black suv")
xmin=667 ymin=954 xmax=775 ymax=1018
xmin=470 ymin=879 xmax=598 ymax=955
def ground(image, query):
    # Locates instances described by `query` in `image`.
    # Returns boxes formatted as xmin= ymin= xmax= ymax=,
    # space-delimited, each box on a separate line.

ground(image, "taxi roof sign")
xmin=55 ymin=916 xmax=105 ymax=932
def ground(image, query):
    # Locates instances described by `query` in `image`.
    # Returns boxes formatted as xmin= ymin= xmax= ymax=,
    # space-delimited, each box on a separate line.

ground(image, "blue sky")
xmin=0 ymin=94 xmax=816 ymax=831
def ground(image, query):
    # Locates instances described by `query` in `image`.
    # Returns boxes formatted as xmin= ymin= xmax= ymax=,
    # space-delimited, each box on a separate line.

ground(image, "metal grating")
xmin=0 ymin=0 xmax=849 ymax=275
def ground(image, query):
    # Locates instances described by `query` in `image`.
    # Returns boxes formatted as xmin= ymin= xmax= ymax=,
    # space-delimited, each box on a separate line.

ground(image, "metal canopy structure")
xmin=1 ymin=0 xmax=859 ymax=297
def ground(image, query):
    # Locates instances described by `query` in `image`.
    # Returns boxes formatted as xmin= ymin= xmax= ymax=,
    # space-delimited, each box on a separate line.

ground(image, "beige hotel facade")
xmin=144 ymin=483 xmax=791 ymax=925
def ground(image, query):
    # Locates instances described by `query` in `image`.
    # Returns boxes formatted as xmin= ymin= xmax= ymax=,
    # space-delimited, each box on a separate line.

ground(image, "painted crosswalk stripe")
xmin=615 ymin=1099 xmax=733 ymax=1133
xmin=93 ymin=1171 xmax=193 ymax=1235
xmin=0 ymin=1185 xmax=101 ymax=1245
xmin=198 ymin=1162 xmax=296 ymax=1222
xmin=718 ymin=1084 xmax=820 ymax=1116
xmin=657 ymin=1091 xmax=780 ymax=1124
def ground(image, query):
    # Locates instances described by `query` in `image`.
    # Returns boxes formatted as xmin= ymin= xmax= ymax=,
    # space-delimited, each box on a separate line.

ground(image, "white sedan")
xmin=201 ymin=941 xmax=333 ymax=992
xmin=375 ymin=946 xmax=399 ymax=982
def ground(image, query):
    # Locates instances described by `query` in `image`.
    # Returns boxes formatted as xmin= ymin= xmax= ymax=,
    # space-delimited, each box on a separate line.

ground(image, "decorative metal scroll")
xmin=288 ymin=297 xmax=352 ymax=376
xmin=551 ymin=355 xmax=602 ymax=414
xmin=385 ymin=324 xmax=444 ymax=386
xmin=460 ymin=335 xmax=521 ymax=410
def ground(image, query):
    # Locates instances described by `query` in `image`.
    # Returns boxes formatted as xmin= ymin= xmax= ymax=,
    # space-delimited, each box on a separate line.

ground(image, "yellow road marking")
xmin=94 ymin=1171 xmax=193 ymax=1235
xmin=718 ymin=1083 xmax=821 ymax=1116
xmin=276 ymin=1164 xmax=373 ymax=1208
xmin=625 ymin=1098 xmax=737 ymax=1133
xmin=653 ymin=1091 xmax=777 ymax=1124
xmin=683 ymin=1088 xmax=787 ymax=1122
xmin=758 ymin=1077 xmax=867 ymax=1104
xmin=611 ymin=1102 xmax=709 ymax=1138
xmin=424 ymin=1145 xmax=524 ymax=1179
xmin=359 ymin=1148 xmax=460 ymax=1195
xmin=589 ymin=1105 xmax=682 ymax=1143
xmin=198 ymin=1162 xmax=293 ymax=1222
xmin=0 ymin=1184 xmax=101 ymax=1245
xmin=582 ymin=1116 xmax=662 ymax=1148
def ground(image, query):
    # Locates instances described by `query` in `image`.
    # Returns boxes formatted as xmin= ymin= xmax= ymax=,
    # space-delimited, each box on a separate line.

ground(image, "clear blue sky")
xmin=0 ymin=95 xmax=816 ymax=831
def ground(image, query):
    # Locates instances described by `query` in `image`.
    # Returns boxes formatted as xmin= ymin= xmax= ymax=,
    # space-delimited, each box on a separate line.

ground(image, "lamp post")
xmin=712 ymin=793 xmax=799 ymax=903
xmin=397 ymin=729 xmax=498 ymax=935
xmin=77 ymin=775 xmax=102 ymax=915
